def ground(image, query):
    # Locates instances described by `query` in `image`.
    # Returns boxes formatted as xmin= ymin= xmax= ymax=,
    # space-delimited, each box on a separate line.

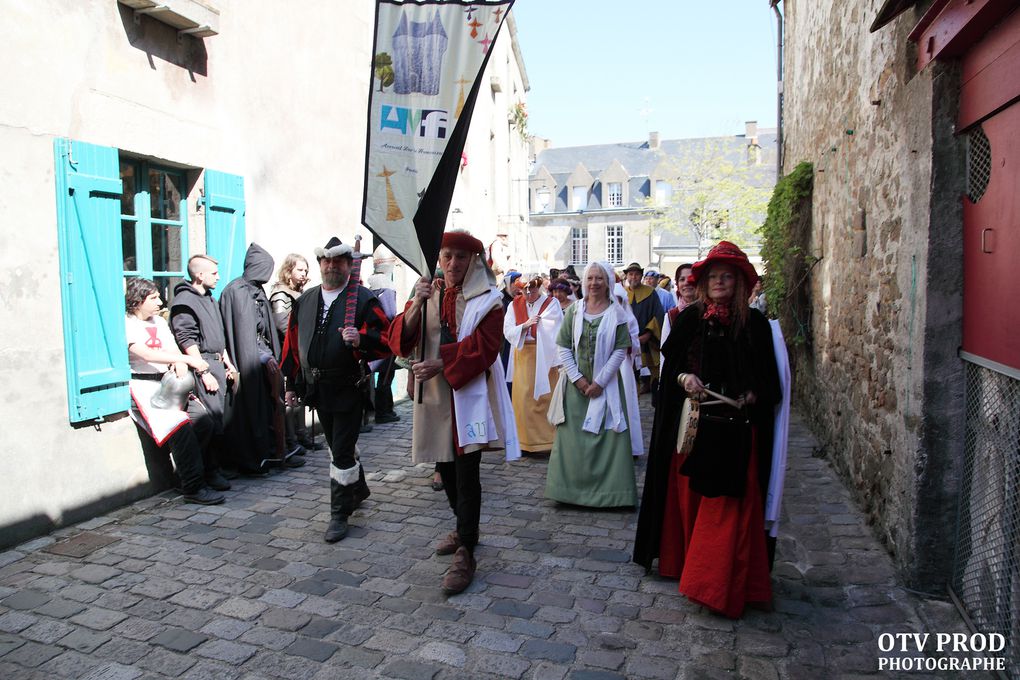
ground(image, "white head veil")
xmin=581 ymin=261 xmax=618 ymax=306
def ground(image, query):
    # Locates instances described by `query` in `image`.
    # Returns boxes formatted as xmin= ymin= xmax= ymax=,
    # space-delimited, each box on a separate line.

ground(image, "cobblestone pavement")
xmin=0 ymin=396 xmax=992 ymax=679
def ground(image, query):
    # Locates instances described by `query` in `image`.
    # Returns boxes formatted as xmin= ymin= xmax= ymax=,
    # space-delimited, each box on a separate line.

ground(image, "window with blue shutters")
xmin=54 ymin=140 xmax=247 ymax=424
xmin=54 ymin=139 xmax=131 ymax=424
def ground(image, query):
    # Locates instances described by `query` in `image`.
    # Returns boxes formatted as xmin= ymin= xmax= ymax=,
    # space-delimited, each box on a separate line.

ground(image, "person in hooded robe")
xmin=503 ymin=276 xmax=563 ymax=453
xmin=545 ymin=261 xmax=638 ymax=507
xmin=220 ymin=243 xmax=302 ymax=475
xmin=388 ymin=229 xmax=520 ymax=595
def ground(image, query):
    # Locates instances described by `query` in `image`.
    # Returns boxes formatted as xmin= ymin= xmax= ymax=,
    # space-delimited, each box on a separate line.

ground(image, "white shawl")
xmin=572 ymin=263 xmax=627 ymax=435
xmin=451 ymin=288 xmax=522 ymax=462
xmin=614 ymin=283 xmax=644 ymax=455
xmin=503 ymin=293 xmax=563 ymax=398
xmin=765 ymin=320 xmax=791 ymax=537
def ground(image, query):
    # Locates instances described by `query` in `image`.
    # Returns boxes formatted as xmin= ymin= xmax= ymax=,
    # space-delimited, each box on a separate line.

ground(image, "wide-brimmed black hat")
xmin=623 ymin=262 xmax=643 ymax=274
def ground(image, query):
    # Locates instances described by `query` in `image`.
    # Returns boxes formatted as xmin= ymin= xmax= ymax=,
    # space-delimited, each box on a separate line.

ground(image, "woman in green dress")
xmin=545 ymin=261 xmax=638 ymax=507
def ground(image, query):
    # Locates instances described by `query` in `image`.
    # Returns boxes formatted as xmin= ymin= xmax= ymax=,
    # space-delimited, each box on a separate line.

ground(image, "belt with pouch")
xmin=308 ymin=367 xmax=364 ymax=386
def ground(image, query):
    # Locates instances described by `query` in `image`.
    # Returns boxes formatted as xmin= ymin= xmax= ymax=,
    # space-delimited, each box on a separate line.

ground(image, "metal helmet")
xmin=150 ymin=370 xmax=195 ymax=410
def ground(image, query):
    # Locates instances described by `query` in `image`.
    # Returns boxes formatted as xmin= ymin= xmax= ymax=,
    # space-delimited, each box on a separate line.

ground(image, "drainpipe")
xmin=770 ymin=0 xmax=784 ymax=178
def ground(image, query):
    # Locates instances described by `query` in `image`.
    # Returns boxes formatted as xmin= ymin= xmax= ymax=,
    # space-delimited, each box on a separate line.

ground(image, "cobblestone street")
xmin=0 ymin=396 xmax=989 ymax=680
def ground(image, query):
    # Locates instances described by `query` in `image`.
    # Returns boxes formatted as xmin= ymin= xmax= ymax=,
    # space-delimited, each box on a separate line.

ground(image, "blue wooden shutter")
xmin=203 ymin=170 xmax=247 ymax=297
xmin=53 ymin=139 xmax=130 ymax=423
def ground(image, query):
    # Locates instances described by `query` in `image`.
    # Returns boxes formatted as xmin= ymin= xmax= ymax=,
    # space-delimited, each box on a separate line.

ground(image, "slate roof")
xmin=531 ymin=132 xmax=777 ymax=213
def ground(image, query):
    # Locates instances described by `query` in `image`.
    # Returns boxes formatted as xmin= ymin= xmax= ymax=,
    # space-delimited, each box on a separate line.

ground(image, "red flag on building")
xmin=361 ymin=0 xmax=515 ymax=277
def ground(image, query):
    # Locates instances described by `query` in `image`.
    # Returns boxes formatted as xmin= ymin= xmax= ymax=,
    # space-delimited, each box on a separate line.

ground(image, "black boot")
xmin=354 ymin=464 xmax=371 ymax=508
xmin=324 ymin=515 xmax=348 ymax=543
xmin=324 ymin=479 xmax=349 ymax=543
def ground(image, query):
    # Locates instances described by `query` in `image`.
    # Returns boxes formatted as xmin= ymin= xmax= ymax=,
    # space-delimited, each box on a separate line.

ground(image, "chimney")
xmin=649 ymin=131 xmax=660 ymax=150
xmin=745 ymin=120 xmax=758 ymax=139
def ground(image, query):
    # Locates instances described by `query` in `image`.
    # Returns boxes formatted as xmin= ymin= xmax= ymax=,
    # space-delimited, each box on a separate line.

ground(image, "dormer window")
xmin=572 ymin=186 xmax=587 ymax=211
xmin=536 ymin=187 xmax=551 ymax=213
xmin=655 ymin=180 xmax=672 ymax=206
xmin=607 ymin=182 xmax=623 ymax=208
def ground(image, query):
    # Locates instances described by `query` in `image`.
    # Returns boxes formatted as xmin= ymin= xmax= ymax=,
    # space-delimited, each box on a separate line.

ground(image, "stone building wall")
xmin=781 ymin=0 xmax=966 ymax=589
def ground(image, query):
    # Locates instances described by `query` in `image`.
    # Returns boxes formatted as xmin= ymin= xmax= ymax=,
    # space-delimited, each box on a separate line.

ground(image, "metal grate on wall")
xmin=951 ymin=360 xmax=1020 ymax=679
xmin=967 ymin=126 xmax=992 ymax=203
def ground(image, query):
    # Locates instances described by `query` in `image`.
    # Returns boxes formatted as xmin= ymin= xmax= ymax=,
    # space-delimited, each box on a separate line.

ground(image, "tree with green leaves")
xmin=645 ymin=138 xmax=774 ymax=258
xmin=374 ymin=53 xmax=394 ymax=93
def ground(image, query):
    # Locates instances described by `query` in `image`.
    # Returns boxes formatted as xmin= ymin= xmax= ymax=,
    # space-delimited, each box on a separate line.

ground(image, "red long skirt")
xmin=657 ymin=438 xmax=772 ymax=618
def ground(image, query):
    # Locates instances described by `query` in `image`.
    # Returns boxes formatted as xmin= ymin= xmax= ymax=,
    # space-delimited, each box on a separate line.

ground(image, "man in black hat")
xmin=623 ymin=262 xmax=664 ymax=395
xmin=282 ymin=237 xmax=392 ymax=542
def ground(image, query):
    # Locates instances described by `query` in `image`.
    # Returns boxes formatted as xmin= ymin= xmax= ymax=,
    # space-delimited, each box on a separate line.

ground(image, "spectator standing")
xmin=124 ymin=278 xmax=223 ymax=505
xmin=220 ymin=243 xmax=301 ymax=474
xmin=168 ymin=255 xmax=236 ymax=491
xmin=271 ymin=253 xmax=319 ymax=454
xmin=367 ymin=269 xmax=401 ymax=424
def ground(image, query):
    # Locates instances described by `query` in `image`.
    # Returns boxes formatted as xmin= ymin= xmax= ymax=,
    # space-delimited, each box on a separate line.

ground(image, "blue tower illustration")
xmin=392 ymin=10 xmax=448 ymax=96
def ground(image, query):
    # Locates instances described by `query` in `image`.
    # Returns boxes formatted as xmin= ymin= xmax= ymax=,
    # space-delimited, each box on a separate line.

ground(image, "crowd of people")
xmin=124 ymin=231 xmax=786 ymax=615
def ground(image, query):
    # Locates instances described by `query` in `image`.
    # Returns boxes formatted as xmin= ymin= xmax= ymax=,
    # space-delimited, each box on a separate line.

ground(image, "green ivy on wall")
xmin=758 ymin=161 xmax=816 ymax=345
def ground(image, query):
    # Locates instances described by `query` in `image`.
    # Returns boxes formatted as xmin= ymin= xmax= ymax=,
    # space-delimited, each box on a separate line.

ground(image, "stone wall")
xmin=781 ymin=0 xmax=966 ymax=590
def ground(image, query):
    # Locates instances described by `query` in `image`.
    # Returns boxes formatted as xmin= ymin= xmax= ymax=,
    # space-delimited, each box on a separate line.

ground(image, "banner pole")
xmin=416 ymin=297 xmax=426 ymax=404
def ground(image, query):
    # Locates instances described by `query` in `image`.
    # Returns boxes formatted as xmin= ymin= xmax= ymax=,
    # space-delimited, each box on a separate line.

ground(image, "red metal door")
xmin=962 ymin=104 xmax=1020 ymax=369
xmin=960 ymin=10 xmax=1020 ymax=371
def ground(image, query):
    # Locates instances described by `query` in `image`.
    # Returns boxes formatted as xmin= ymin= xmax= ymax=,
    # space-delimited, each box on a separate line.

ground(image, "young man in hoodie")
xmin=220 ymin=243 xmax=304 ymax=475
xmin=169 ymin=254 xmax=237 ymax=491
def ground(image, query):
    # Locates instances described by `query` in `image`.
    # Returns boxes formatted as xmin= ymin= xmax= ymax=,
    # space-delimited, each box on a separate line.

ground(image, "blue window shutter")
xmin=203 ymin=170 xmax=247 ymax=297
xmin=53 ymin=139 xmax=130 ymax=423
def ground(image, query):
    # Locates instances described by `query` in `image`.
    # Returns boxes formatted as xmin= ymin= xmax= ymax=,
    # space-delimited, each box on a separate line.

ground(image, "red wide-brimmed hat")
xmin=690 ymin=241 xmax=759 ymax=288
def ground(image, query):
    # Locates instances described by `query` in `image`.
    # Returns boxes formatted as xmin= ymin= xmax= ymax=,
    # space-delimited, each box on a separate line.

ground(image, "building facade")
xmin=0 ymin=0 xmax=529 ymax=547
xmin=526 ymin=124 xmax=776 ymax=277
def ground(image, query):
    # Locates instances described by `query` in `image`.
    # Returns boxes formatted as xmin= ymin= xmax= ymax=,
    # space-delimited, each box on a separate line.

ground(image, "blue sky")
xmin=509 ymin=1 xmax=780 ymax=147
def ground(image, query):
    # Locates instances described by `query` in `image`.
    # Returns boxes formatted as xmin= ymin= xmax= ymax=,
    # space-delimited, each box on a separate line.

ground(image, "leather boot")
xmin=435 ymin=531 xmax=461 ymax=556
xmin=442 ymin=546 xmax=476 ymax=595
xmin=323 ymin=516 xmax=348 ymax=543
xmin=324 ymin=479 xmax=349 ymax=543
xmin=354 ymin=464 xmax=371 ymax=508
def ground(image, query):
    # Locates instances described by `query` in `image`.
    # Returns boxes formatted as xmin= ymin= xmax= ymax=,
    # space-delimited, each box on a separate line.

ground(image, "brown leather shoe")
xmin=441 ymin=546 xmax=476 ymax=595
xmin=435 ymin=531 xmax=461 ymax=556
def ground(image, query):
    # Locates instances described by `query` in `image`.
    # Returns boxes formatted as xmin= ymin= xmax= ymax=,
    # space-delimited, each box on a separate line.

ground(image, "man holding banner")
xmin=362 ymin=1 xmax=516 ymax=591
xmin=388 ymin=230 xmax=520 ymax=594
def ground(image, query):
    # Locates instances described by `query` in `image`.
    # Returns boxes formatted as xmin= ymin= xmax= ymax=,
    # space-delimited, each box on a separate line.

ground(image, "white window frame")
xmin=655 ymin=180 xmax=672 ymax=206
xmin=607 ymin=182 xmax=623 ymax=208
xmin=572 ymin=186 xmax=587 ymax=211
xmin=570 ymin=226 xmax=588 ymax=265
xmin=605 ymin=225 xmax=623 ymax=265
xmin=536 ymin=187 xmax=551 ymax=213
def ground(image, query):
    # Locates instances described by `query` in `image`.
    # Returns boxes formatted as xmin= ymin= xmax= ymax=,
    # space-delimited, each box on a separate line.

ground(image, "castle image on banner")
xmin=392 ymin=10 xmax=449 ymax=96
